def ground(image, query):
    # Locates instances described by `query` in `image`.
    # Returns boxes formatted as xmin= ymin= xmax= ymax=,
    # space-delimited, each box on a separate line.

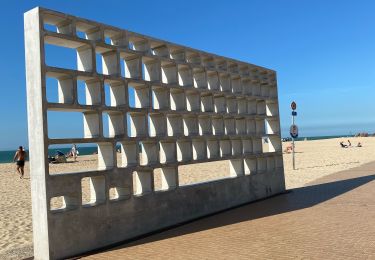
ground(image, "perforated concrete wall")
xmin=25 ymin=7 xmax=285 ymax=259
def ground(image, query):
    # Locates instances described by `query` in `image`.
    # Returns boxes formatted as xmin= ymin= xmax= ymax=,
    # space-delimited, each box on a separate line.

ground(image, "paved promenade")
xmin=83 ymin=161 xmax=375 ymax=259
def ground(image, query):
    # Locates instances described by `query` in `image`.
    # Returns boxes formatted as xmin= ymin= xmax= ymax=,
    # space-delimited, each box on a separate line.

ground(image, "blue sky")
xmin=0 ymin=0 xmax=374 ymax=150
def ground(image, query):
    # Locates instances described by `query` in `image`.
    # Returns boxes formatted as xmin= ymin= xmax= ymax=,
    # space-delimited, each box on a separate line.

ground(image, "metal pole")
xmin=292 ymin=114 xmax=295 ymax=170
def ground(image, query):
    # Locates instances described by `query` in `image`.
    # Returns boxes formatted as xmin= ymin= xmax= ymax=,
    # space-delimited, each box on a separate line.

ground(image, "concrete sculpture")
xmin=25 ymin=7 xmax=285 ymax=259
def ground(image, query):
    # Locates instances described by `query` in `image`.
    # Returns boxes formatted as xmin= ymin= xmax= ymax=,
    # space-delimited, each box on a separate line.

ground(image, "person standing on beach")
xmin=71 ymin=144 xmax=78 ymax=162
xmin=13 ymin=146 xmax=27 ymax=179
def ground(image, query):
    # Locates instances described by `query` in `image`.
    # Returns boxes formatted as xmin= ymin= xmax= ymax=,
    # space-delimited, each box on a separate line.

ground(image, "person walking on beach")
xmin=71 ymin=144 xmax=78 ymax=162
xmin=13 ymin=146 xmax=27 ymax=179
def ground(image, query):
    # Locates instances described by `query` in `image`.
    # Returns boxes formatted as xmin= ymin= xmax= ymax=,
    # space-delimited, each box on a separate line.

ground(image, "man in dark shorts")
xmin=13 ymin=146 xmax=27 ymax=179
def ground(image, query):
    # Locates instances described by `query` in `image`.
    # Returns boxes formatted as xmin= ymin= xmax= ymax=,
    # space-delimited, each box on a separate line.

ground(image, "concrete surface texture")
xmin=24 ymin=7 xmax=284 ymax=259
xmin=84 ymin=161 xmax=375 ymax=259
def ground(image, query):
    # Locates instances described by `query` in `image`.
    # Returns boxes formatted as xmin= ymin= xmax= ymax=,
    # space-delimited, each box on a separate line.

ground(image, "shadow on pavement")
xmin=98 ymin=172 xmax=375 ymax=253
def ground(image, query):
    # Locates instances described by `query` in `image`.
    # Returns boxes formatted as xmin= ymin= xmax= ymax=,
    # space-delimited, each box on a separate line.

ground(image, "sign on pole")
xmin=291 ymin=101 xmax=297 ymax=110
xmin=290 ymin=124 xmax=298 ymax=138
xmin=290 ymin=101 xmax=297 ymax=170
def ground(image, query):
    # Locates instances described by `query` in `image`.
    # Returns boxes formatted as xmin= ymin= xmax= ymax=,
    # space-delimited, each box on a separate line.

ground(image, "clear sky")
xmin=0 ymin=0 xmax=374 ymax=150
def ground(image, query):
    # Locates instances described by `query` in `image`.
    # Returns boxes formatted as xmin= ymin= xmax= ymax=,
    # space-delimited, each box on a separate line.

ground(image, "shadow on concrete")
xmin=94 ymin=172 xmax=375 ymax=254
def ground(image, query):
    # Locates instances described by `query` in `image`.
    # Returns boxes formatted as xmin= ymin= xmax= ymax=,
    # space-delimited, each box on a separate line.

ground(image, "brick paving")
xmin=83 ymin=162 xmax=375 ymax=259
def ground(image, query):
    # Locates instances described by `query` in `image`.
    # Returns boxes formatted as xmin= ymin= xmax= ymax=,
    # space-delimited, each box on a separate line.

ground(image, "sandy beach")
xmin=0 ymin=137 xmax=374 ymax=259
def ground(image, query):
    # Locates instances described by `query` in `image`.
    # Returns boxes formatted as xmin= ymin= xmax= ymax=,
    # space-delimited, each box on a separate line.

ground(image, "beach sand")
xmin=0 ymin=137 xmax=374 ymax=259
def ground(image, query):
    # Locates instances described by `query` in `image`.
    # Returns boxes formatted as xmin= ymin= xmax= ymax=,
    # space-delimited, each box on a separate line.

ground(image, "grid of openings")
xmin=41 ymin=9 xmax=282 ymax=211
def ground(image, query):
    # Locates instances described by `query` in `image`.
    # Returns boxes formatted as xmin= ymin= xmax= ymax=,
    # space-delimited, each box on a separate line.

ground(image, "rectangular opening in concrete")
xmin=50 ymin=196 xmax=78 ymax=212
xmin=97 ymin=142 xmax=115 ymax=170
xmin=48 ymin=143 xmax=98 ymax=175
xmin=193 ymin=68 xmax=207 ymax=89
xmin=178 ymin=65 xmax=193 ymax=87
xmin=224 ymin=117 xmax=235 ymax=135
xmin=139 ymin=141 xmax=158 ymax=166
xmin=216 ymin=59 xmax=227 ymax=71
xmin=242 ymin=138 xmax=253 ymax=154
xmin=148 ymin=113 xmax=166 ymax=137
xmin=192 ymin=138 xmax=206 ymax=160
xmin=228 ymin=62 xmax=239 ymax=74
xmin=81 ymin=175 xmax=106 ymax=206
xmin=183 ymin=115 xmax=198 ymax=136
xmin=43 ymin=14 xmax=73 ymax=35
xmin=104 ymin=80 xmax=126 ymax=107
xmin=133 ymin=170 xmax=153 ymax=195
xmin=161 ymin=61 xmax=178 ymax=84
xmin=253 ymin=83 xmax=261 ymax=96
xmin=242 ymin=79 xmax=252 ymax=95
xmin=237 ymin=98 xmax=247 ymax=115
xmin=261 ymin=84 xmax=270 ymax=97
xmin=207 ymin=139 xmax=219 ymax=159
xmin=46 ymin=73 xmax=74 ymax=104
xmin=77 ymin=78 xmax=102 ymax=106
xmin=152 ymin=86 xmax=170 ymax=110
xmin=265 ymin=119 xmax=280 ymax=135
xmin=169 ymin=46 xmax=185 ymax=62
xmin=143 ymin=56 xmax=161 ymax=82
xmin=256 ymin=100 xmax=266 ymax=115
xmin=244 ymin=158 xmax=256 ymax=175
xmin=128 ymin=83 xmax=150 ymax=108
xmin=255 ymin=119 xmax=265 ymax=135
xmin=95 ymin=48 xmax=119 ymax=76
xmin=117 ymin=141 xmax=138 ymax=168
xmin=202 ymin=56 xmax=216 ymax=69
xmin=47 ymin=111 xmax=84 ymax=139
xmin=128 ymin=36 xmax=149 ymax=52
xmin=104 ymin=29 xmax=126 ymax=46
xmin=214 ymin=95 xmax=226 ymax=113
xmin=109 ymin=186 xmax=131 ymax=201
xmin=235 ymin=118 xmax=246 ymax=135
xmin=167 ymin=114 xmax=183 ymax=137
xmin=231 ymin=139 xmax=242 ymax=156
xmin=170 ymin=89 xmax=186 ymax=111
xmin=102 ymin=112 xmax=125 ymax=138
xmin=226 ymin=96 xmax=237 ymax=114
xmin=154 ymin=167 xmax=178 ymax=191
xmin=246 ymin=118 xmax=256 ymax=135
xmin=76 ymin=21 xmax=101 ymax=40
xmin=231 ymin=76 xmax=242 ymax=94
xmin=219 ymin=73 xmax=231 ymax=92
xmin=239 ymin=65 xmax=249 ymax=77
xmin=198 ymin=115 xmax=212 ymax=135
xmin=186 ymin=51 xmax=201 ymax=65
xmin=159 ymin=141 xmax=176 ymax=164
xmin=186 ymin=90 xmax=200 ymax=112
xmin=127 ymin=112 xmax=147 ymax=137
xmin=83 ymin=112 xmax=101 ymax=138
xmin=247 ymin=99 xmax=257 ymax=115
xmin=45 ymin=43 xmax=80 ymax=71
xmin=229 ymin=159 xmax=244 ymax=177
xmin=219 ymin=139 xmax=231 ymax=157
xmin=176 ymin=139 xmax=192 ymax=162
xmin=120 ymin=52 xmax=142 ymax=79
xmin=266 ymin=101 xmax=279 ymax=116
xmin=212 ymin=116 xmax=224 ymax=135
xmin=150 ymin=42 xmax=169 ymax=57
xmin=253 ymin=138 xmax=262 ymax=154
xmin=265 ymin=136 xmax=282 ymax=153
xmin=207 ymin=71 xmax=219 ymax=90
xmin=178 ymin=160 xmax=231 ymax=186
xmin=201 ymin=93 xmax=213 ymax=112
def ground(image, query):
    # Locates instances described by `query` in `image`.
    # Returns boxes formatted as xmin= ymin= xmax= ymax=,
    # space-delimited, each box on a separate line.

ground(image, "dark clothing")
xmin=16 ymin=160 xmax=25 ymax=167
